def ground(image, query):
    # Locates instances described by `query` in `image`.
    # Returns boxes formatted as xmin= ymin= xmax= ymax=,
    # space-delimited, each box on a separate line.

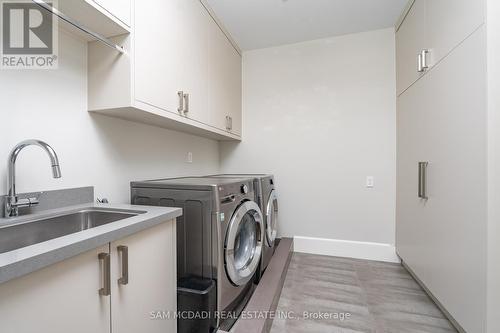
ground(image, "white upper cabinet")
xmin=208 ymin=19 xmax=242 ymax=136
xmin=134 ymin=0 xmax=189 ymax=117
xmin=425 ymin=0 xmax=485 ymax=66
xmin=396 ymin=0 xmax=485 ymax=96
xmin=396 ymin=0 xmax=426 ymax=96
xmin=177 ymin=0 xmax=211 ymax=125
xmin=88 ymin=0 xmax=242 ymax=141
xmin=135 ymin=0 xmax=210 ymax=124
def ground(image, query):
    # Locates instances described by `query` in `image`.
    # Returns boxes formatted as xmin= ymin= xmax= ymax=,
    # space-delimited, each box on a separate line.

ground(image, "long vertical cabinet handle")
xmin=177 ymin=91 xmax=184 ymax=113
xmin=226 ymin=116 xmax=231 ymax=130
xmin=421 ymin=49 xmax=429 ymax=71
xmin=117 ymin=245 xmax=129 ymax=285
xmin=418 ymin=162 xmax=429 ymax=199
xmin=183 ymin=93 xmax=189 ymax=115
xmin=98 ymin=253 xmax=111 ymax=296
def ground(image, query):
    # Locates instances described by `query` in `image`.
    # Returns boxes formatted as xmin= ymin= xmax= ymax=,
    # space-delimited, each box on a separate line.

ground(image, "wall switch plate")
xmin=186 ymin=152 xmax=193 ymax=163
xmin=366 ymin=176 xmax=374 ymax=188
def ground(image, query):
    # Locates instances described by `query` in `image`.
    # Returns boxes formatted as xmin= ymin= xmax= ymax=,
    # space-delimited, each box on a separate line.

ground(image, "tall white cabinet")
xmin=396 ymin=1 xmax=493 ymax=332
xmin=88 ymin=0 xmax=242 ymax=141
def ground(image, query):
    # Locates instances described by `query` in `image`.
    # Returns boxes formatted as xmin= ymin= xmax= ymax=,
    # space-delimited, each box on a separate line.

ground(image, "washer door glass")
xmin=225 ymin=201 xmax=263 ymax=286
xmin=266 ymin=190 xmax=279 ymax=247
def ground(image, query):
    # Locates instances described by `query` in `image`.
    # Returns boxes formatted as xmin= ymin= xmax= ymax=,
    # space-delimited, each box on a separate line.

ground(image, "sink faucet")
xmin=5 ymin=140 xmax=62 ymax=217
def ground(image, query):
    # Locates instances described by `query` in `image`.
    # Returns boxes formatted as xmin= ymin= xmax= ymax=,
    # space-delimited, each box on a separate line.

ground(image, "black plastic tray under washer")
xmin=177 ymin=276 xmax=217 ymax=333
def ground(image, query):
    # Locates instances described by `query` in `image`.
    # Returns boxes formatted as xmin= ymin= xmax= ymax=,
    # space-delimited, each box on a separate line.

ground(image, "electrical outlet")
xmin=366 ymin=176 xmax=374 ymax=188
xmin=186 ymin=152 xmax=193 ymax=163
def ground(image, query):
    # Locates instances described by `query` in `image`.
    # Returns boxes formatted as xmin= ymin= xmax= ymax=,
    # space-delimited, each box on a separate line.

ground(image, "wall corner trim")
xmin=293 ymin=236 xmax=400 ymax=263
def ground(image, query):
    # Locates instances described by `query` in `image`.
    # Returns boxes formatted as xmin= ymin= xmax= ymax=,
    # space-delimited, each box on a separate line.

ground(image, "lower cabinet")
xmin=111 ymin=221 xmax=177 ymax=333
xmin=0 ymin=244 xmax=111 ymax=333
xmin=0 ymin=219 xmax=176 ymax=333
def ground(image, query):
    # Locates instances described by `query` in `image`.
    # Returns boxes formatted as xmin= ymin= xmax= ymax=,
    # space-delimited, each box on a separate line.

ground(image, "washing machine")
xmin=207 ymin=174 xmax=279 ymax=282
xmin=130 ymin=177 xmax=264 ymax=331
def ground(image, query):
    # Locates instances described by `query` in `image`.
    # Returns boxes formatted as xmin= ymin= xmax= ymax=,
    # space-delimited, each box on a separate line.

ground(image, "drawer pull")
xmin=421 ymin=49 xmax=429 ymax=71
xmin=98 ymin=252 xmax=111 ymax=296
xmin=177 ymin=91 xmax=184 ymax=113
xmin=117 ymin=245 xmax=129 ymax=285
xmin=183 ymin=93 xmax=189 ymax=115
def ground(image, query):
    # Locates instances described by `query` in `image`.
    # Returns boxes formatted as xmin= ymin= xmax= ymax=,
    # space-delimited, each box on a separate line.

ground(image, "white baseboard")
xmin=293 ymin=236 xmax=400 ymax=263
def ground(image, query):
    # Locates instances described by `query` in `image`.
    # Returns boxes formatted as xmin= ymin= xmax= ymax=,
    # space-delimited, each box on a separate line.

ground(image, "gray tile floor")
xmin=270 ymin=253 xmax=457 ymax=333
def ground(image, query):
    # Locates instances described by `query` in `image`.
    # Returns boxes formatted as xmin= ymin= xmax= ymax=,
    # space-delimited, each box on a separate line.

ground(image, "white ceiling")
xmin=206 ymin=0 xmax=409 ymax=51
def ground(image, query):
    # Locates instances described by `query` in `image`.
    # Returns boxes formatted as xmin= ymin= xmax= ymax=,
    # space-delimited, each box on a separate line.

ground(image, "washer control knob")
xmin=241 ymin=184 xmax=249 ymax=194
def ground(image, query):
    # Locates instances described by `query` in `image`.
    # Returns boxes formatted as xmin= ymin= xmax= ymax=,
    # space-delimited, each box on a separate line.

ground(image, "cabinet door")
xmin=208 ymin=22 xmax=242 ymax=135
xmin=227 ymin=45 xmax=242 ymax=136
xmin=425 ymin=0 xmax=485 ymax=67
xmin=178 ymin=0 xmax=211 ymax=125
xmin=93 ymin=0 xmax=131 ymax=26
xmin=0 ymin=245 xmax=111 ymax=333
xmin=397 ymin=28 xmax=487 ymax=333
xmin=134 ymin=0 xmax=210 ymax=124
xmin=134 ymin=0 xmax=186 ymax=117
xmin=416 ymin=28 xmax=487 ymax=333
xmin=111 ymin=220 xmax=177 ymax=333
xmin=396 ymin=0 xmax=426 ymax=96
xmin=396 ymin=75 xmax=430 ymax=277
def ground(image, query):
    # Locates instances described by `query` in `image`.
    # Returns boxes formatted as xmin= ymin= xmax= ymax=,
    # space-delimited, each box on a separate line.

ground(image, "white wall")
xmin=487 ymin=0 xmax=500 ymax=331
xmin=220 ymin=28 xmax=397 ymax=257
xmin=0 ymin=31 xmax=220 ymax=203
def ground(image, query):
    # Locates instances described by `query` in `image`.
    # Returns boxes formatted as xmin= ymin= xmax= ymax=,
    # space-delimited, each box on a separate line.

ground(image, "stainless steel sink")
xmin=0 ymin=208 xmax=144 ymax=254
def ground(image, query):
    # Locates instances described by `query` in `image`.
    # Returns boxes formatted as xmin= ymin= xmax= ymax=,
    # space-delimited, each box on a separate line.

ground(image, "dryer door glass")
xmin=266 ymin=190 xmax=279 ymax=247
xmin=225 ymin=201 xmax=263 ymax=286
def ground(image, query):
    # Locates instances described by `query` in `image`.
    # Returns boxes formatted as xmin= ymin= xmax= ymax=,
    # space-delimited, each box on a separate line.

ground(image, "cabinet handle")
xmin=417 ymin=54 xmax=424 ymax=73
xmin=225 ymin=116 xmax=232 ymax=131
xmin=177 ymin=91 xmax=184 ymax=113
xmin=183 ymin=93 xmax=189 ymax=115
xmin=418 ymin=162 xmax=429 ymax=199
xmin=421 ymin=49 xmax=429 ymax=71
xmin=98 ymin=252 xmax=111 ymax=296
xmin=117 ymin=245 xmax=129 ymax=285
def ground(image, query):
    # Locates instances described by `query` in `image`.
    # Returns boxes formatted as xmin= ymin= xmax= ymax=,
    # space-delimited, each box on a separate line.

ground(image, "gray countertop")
xmin=0 ymin=202 xmax=182 ymax=285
